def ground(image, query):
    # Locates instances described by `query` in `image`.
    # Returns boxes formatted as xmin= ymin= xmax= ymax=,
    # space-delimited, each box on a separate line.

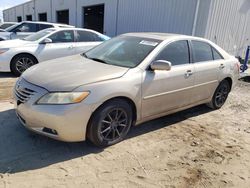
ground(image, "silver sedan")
xmin=14 ymin=33 xmax=239 ymax=147
xmin=0 ymin=28 xmax=110 ymax=76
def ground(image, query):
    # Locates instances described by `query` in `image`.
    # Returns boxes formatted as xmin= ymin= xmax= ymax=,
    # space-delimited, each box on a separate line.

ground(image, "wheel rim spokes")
xmin=215 ymin=85 xmax=228 ymax=106
xmin=16 ymin=58 xmax=34 ymax=73
xmin=100 ymin=108 xmax=128 ymax=141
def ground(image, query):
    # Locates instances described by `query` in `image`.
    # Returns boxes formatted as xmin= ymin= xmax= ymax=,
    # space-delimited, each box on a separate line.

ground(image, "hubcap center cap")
xmin=111 ymin=121 xmax=118 ymax=129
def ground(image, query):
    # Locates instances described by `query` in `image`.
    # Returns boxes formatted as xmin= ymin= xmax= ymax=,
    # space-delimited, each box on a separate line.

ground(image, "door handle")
xmin=219 ymin=64 xmax=225 ymax=69
xmin=185 ymin=70 xmax=193 ymax=77
xmin=68 ymin=45 xmax=74 ymax=49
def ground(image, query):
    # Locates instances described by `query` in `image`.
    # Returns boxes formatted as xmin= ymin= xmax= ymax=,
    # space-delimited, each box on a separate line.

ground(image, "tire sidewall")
xmin=212 ymin=80 xmax=230 ymax=109
xmin=88 ymin=100 xmax=133 ymax=147
xmin=10 ymin=54 xmax=37 ymax=76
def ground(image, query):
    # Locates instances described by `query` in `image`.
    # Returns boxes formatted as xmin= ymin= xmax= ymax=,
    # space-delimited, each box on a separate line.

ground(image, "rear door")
xmin=74 ymin=30 xmax=104 ymax=54
xmin=141 ymin=40 xmax=195 ymax=118
xmin=36 ymin=30 xmax=76 ymax=62
xmin=190 ymin=40 xmax=224 ymax=103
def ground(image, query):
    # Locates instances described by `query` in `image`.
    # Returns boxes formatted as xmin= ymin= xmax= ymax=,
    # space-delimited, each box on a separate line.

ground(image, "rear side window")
xmin=49 ymin=30 xmax=74 ymax=43
xmin=192 ymin=41 xmax=213 ymax=63
xmin=212 ymin=47 xmax=223 ymax=60
xmin=76 ymin=30 xmax=102 ymax=42
xmin=38 ymin=24 xmax=53 ymax=31
xmin=155 ymin=40 xmax=190 ymax=66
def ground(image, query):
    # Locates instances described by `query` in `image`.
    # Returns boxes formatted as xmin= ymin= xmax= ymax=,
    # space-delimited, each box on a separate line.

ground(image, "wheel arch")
xmin=10 ymin=52 xmax=39 ymax=68
xmin=86 ymin=96 xmax=138 ymax=138
xmin=223 ymin=77 xmax=233 ymax=91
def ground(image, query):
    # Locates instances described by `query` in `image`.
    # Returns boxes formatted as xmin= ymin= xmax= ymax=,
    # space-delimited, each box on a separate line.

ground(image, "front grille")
xmin=15 ymin=80 xmax=36 ymax=103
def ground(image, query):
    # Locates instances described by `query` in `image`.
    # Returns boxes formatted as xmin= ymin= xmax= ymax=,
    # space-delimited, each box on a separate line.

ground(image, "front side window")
xmin=192 ymin=41 xmax=213 ymax=63
xmin=85 ymin=36 xmax=161 ymax=68
xmin=11 ymin=23 xmax=37 ymax=32
xmin=48 ymin=30 xmax=74 ymax=43
xmin=155 ymin=40 xmax=190 ymax=66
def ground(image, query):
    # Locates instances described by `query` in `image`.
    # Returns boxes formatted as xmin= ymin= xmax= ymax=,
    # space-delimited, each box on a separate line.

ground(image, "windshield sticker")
xmin=139 ymin=40 xmax=158 ymax=46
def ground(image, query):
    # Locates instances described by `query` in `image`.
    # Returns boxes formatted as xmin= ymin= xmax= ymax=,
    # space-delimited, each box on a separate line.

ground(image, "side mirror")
xmin=150 ymin=60 xmax=172 ymax=71
xmin=40 ymin=38 xmax=52 ymax=44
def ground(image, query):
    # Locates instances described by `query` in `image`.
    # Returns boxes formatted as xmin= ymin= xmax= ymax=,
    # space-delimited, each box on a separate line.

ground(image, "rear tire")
xmin=207 ymin=80 xmax=230 ymax=109
xmin=87 ymin=99 xmax=133 ymax=147
xmin=10 ymin=54 xmax=38 ymax=77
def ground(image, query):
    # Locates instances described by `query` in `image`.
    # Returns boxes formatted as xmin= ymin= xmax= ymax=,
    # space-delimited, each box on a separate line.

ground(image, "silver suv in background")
xmin=14 ymin=33 xmax=239 ymax=147
xmin=0 ymin=21 xmax=74 ymax=41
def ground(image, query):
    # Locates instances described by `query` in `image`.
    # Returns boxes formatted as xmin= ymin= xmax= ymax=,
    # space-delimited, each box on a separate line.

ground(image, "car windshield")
xmin=23 ymin=29 xmax=56 ymax=41
xmin=85 ymin=36 xmax=161 ymax=68
xmin=5 ymin=23 xmax=19 ymax=32
xmin=0 ymin=23 xmax=15 ymax=29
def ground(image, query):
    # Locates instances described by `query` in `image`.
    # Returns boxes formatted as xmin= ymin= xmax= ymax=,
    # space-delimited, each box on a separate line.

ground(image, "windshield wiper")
xmin=82 ymin=53 xmax=88 ymax=58
xmin=89 ymin=57 xmax=108 ymax=64
xmin=82 ymin=53 xmax=108 ymax=64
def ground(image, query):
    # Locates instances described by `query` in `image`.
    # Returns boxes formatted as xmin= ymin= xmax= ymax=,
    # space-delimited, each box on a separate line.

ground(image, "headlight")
xmin=0 ymin=48 xmax=9 ymax=55
xmin=37 ymin=92 xmax=90 ymax=105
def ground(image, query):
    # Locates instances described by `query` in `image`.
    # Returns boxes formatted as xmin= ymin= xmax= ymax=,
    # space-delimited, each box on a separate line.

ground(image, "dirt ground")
xmin=0 ymin=73 xmax=250 ymax=188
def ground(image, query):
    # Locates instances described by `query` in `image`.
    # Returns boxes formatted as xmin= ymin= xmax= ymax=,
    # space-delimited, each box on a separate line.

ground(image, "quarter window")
xmin=212 ymin=47 xmax=223 ymax=60
xmin=192 ymin=41 xmax=213 ymax=63
xmin=155 ymin=40 xmax=190 ymax=66
xmin=48 ymin=30 xmax=74 ymax=43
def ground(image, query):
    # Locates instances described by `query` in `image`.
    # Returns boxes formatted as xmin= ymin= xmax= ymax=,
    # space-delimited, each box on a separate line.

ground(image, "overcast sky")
xmin=0 ymin=0 xmax=29 ymax=21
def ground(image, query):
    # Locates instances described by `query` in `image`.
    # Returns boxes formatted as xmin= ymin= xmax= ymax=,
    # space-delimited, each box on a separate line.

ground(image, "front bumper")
xmin=14 ymin=78 xmax=94 ymax=142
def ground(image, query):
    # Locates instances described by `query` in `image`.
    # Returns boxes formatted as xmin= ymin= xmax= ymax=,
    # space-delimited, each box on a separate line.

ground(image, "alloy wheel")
xmin=16 ymin=57 xmax=35 ymax=74
xmin=215 ymin=84 xmax=229 ymax=107
xmin=99 ymin=108 xmax=129 ymax=142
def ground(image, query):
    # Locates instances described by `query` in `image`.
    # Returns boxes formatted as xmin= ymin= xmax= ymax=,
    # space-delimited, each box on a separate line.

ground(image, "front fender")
xmin=75 ymin=68 xmax=143 ymax=121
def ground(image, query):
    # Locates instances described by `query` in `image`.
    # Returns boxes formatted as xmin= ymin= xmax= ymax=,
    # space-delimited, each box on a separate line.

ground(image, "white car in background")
xmin=0 ymin=28 xmax=110 ymax=76
xmin=0 ymin=21 xmax=74 ymax=41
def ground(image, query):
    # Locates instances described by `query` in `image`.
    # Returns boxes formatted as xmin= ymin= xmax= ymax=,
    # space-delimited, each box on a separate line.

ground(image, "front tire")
xmin=10 ymin=54 xmax=38 ymax=76
xmin=87 ymin=99 xmax=133 ymax=147
xmin=207 ymin=80 xmax=230 ymax=109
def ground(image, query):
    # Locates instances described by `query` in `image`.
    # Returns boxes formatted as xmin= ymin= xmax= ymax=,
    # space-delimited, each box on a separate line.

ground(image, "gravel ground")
xmin=0 ymin=73 xmax=250 ymax=188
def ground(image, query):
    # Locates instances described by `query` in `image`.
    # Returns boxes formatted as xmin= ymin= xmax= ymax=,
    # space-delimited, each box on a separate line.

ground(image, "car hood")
xmin=0 ymin=39 xmax=33 ymax=48
xmin=22 ymin=54 xmax=130 ymax=91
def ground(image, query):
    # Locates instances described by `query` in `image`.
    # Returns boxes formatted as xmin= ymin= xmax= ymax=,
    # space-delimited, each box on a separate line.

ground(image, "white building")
xmin=3 ymin=0 xmax=250 ymax=57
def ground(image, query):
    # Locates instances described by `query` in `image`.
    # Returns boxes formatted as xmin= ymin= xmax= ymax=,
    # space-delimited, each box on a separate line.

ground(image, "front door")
xmin=37 ymin=30 xmax=76 ymax=62
xmin=141 ymin=40 xmax=195 ymax=118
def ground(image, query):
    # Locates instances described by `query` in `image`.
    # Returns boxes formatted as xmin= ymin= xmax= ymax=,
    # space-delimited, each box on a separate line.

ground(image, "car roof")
xmin=123 ymin=32 xmax=186 ymax=40
xmin=21 ymin=21 xmax=74 ymax=28
xmin=123 ymin=32 xmax=208 ymax=42
xmin=50 ymin=27 xmax=101 ymax=32
xmin=42 ymin=27 xmax=104 ymax=34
